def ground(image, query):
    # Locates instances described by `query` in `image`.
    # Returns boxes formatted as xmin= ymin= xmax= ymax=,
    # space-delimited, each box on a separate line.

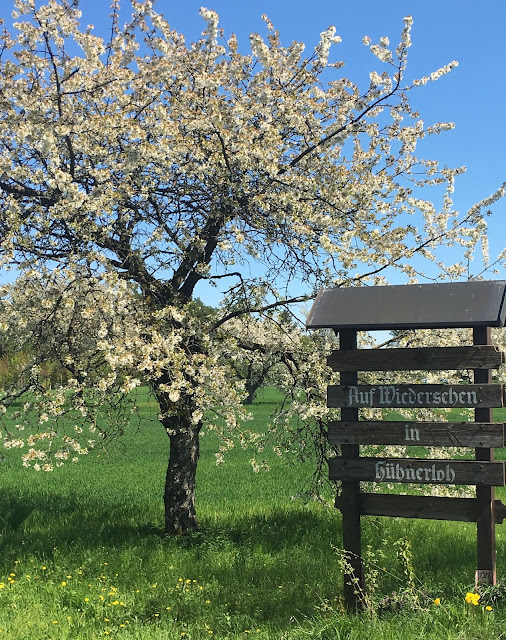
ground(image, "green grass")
xmin=0 ymin=390 xmax=505 ymax=638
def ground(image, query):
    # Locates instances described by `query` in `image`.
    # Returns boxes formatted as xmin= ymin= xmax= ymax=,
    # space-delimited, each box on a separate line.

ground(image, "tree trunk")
xmin=163 ymin=423 xmax=201 ymax=535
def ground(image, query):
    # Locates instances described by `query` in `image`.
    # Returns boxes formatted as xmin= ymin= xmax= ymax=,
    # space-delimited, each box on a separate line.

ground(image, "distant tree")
xmin=224 ymin=313 xmax=299 ymax=405
xmin=0 ymin=1 xmax=503 ymax=533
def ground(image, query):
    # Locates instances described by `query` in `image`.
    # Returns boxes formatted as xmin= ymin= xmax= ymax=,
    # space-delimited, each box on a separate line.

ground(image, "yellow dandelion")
xmin=486 ymin=605 xmax=493 ymax=611
xmin=434 ymin=598 xmax=441 ymax=605
xmin=61 ymin=581 xmax=67 ymax=587
xmin=465 ymin=592 xmax=480 ymax=605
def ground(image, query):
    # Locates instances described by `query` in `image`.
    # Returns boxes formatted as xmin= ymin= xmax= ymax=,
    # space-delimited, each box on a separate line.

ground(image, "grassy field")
xmin=1 ymin=389 xmax=506 ymax=638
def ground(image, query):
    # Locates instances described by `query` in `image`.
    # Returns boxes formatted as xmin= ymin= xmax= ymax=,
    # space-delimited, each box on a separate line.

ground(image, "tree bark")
xmin=163 ymin=421 xmax=201 ymax=535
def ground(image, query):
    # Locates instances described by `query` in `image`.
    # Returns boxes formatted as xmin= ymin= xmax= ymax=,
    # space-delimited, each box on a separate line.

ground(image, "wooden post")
xmin=338 ymin=329 xmax=365 ymax=610
xmin=474 ymin=326 xmax=497 ymax=586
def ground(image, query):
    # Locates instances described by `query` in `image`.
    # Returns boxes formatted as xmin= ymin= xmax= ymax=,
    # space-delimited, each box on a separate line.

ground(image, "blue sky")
xmin=2 ymin=0 xmax=506 ymax=300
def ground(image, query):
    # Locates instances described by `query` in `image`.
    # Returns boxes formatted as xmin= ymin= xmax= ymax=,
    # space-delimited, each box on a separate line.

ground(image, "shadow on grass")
xmin=0 ymin=486 xmax=333 ymax=549
xmin=0 ymin=486 xmax=477 ymax=573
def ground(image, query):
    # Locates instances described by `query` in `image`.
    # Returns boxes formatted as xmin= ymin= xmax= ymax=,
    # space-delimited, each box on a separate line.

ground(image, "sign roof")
xmin=306 ymin=281 xmax=506 ymax=330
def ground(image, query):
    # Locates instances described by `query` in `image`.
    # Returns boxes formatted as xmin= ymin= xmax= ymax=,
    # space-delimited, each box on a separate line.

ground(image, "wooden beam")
xmin=327 ymin=384 xmax=504 ymax=409
xmin=474 ymin=326 xmax=497 ymax=586
xmin=338 ymin=329 xmax=365 ymax=612
xmin=328 ymin=421 xmax=505 ymax=448
xmin=334 ymin=493 xmax=506 ymax=524
xmin=329 ymin=457 xmax=506 ymax=486
xmin=328 ymin=346 xmax=504 ymax=372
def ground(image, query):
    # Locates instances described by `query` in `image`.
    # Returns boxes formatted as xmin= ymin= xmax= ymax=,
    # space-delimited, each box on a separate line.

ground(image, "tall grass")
xmin=0 ymin=389 xmax=505 ymax=638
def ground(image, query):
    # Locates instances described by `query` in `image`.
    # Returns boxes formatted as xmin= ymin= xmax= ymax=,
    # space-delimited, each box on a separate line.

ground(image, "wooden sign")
xmin=328 ymin=345 xmax=505 ymax=372
xmin=306 ymin=283 xmax=506 ymax=609
xmin=327 ymin=384 xmax=504 ymax=409
xmin=328 ymin=421 xmax=505 ymax=448
xmin=329 ymin=457 xmax=506 ymax=486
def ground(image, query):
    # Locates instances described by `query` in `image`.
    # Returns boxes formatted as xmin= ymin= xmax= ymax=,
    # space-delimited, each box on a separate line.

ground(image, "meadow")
xmin=1 ymin=388 xmax=506 ymax=639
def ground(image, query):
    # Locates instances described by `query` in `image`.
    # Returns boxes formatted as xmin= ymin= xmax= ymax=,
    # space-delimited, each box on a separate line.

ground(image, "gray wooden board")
xmin=327 ymin=346 xmax=505 ymax=372
xmin=328 ymin=457 xmax=506 ymax=486
xmin=328 ymin=421 xmax=505 ymax=447
xmin=306 ymin=281 xmax=506 ymax=330
xmin=334 ymin=493 xmax=506 ymax=523
xmin=327 ymin=384 xmax=504 ymax=409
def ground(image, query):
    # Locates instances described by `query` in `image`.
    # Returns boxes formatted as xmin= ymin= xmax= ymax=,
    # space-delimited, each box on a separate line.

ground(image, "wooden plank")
xmin=327 ymin=384 xmax=504 ymax=409
xmin=334 ymin=493 xmax=506 ymax=524
xmin=329 ymin=457 xmax=506 ymax=486
xmin=328 ymin=421 xmax=505 ymax=448
xmin=338 ymin=329 xmax=365 ymax=611
xmin=328 ymin=346 xmax=504 ymax=372
xmin=474 ymin=326 xmax=496 ymax=586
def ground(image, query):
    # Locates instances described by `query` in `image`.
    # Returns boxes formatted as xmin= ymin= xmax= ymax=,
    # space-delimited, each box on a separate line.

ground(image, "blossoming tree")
xmin=0 ymin=0 xmax=503 ymax=533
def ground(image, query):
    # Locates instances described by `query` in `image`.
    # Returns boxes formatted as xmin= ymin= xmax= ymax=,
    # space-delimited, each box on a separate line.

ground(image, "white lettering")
xmin=368 ymin=385 xmax=481 ymax=407
xmin=446 ymin=464 xmax=456 ymax=482
xmin=375 ymin=460 xmax=385 ymax=481
xmin=380 ymin=386 xmax=396 ymax=405
xmin=347 ymin=386 xmax=359 ymax=406
xmin=404 ymin=425 xmax=420 ymax=441
xmin=373 ymin=461 xmax=457 ymax=484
